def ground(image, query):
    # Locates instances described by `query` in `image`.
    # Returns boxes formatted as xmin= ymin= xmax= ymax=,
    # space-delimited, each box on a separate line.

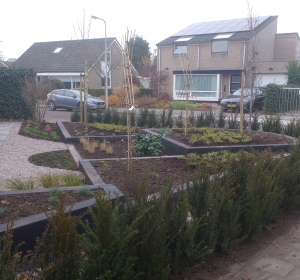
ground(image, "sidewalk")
xmin=0 ymin=122 xmax=15 ymax=147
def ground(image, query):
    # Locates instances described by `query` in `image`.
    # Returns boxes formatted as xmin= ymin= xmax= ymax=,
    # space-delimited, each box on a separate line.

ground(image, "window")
xmin=53 ymin=47 xmax=63 ymax=53
xmin=230 ymin=75 xmax=241 ymax=93
xmin=65 ymin=90 xmax=75 ymax=97
xmin=175 ymin=74 xmax=218 ymax=98
xmin=212 ymin=40 xmax=228 ymax=53
xmin=101 ymin=77 xmax=111 ymax=87
xmin=174 ymin=44 xmax=187 ymax=54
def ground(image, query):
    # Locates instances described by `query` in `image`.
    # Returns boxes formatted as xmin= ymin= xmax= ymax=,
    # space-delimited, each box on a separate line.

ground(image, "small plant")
xmin=70 ymin=109 xmax=80 ymax=122
xmin=175 ymin=112 xmax=184 ymax=128
xmin=75 ymin=187 xmax=92 ymax=196
xmin=5 ymin=178 xmax=36 ymax=190
xmin=61 ymin=173 xmax=84 ymax=186
xmin=133 ymin=130 xmax=169 ymax=156
xmin=99 ymin=141 xmax=107 ymax=152
xmin=227 ymin=113 xmax=239 ymax=129
xmin=261 ymin=114 xmax=282 ymax=133
xmin=250 ymin=110 xmax=261 ymax=131
xmin=48 ymin=187 xmax=64 ymax=205
xmin=106 ymin=145 xmax=114 ymax=155
xmin=40 ymin=173 xmax=60 ymax=188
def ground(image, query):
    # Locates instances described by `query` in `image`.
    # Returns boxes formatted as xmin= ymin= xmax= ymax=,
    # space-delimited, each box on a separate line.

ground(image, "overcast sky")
xmin=1 ymin=0 xmax=299 ymax=59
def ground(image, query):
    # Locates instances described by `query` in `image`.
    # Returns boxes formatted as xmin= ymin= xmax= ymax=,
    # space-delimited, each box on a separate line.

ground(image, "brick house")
xmin=12 ymin=38 xmax=129 ymax=89
xmin=156 ymin=16 xmax=300 ymax=101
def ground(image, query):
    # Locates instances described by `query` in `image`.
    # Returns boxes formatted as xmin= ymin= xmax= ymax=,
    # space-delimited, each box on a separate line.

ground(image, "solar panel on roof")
xmin=172 ymin=16 xmax=270 ymax=36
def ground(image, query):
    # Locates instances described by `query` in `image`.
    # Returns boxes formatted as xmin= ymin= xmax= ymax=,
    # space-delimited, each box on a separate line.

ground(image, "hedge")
xmin=0 ymin=68 xmax=36 ymax=119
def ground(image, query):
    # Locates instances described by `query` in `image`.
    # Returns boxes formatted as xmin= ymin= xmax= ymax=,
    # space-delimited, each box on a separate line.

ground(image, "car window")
xmin=65 ymin=91 xmax=75 ymax=97
xmin=54 ymin=90 xmax=65 ymax=96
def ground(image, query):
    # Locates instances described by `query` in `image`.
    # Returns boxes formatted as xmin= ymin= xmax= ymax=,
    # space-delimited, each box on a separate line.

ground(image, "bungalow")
xmin=12 ymin=38 xmax=132 ymax=89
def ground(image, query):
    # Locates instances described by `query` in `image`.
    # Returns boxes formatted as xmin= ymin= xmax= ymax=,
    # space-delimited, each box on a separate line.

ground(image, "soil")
xmin=91 ymin=157 xmax=195 ymax=195
xmin=0 ymin=190 xmax=99 ymax=225
xmin=28 ymin=150 xmax=79 ymax=170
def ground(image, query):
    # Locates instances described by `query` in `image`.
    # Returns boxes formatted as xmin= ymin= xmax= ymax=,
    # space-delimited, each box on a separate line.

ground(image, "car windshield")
xmin=232 ymin=88 xmax=262 ymax=97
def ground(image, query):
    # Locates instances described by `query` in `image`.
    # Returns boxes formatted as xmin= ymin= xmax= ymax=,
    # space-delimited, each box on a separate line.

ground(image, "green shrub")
xmin=283 ymin=118 xmax=300 ymax=137
xmin=133 ymin=133 xmax=165 ymax=156
xmin=261 ymin=114 xmax=282 ymax=133
xmin=88 ymin=88 xmax=114 ymax=97
xmin=137 ymin=88 xmax=153 ymax=97
xmin=0 ymin=68 xmax=36 ymax=119
xmin=70 ymin=109 xmax=80 ymax=122
xmin=170 ymin=101 xmax=203 ymax=110
xmin=264 ymin=83 xmax=282 ymax=113
xmin=32 ymin=196 xmax=82 ymax=278
xmin=4 ymin=178 xmax=36 ymax=190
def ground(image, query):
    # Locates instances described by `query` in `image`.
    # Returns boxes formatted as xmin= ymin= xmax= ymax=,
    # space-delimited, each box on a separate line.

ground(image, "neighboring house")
xmin=12 ymin=38 xmax=132 ymax=89
xmin=0 ymin=60 xmax=7 ymax=68
xmin=156 ymin=16 xmax=300 ymax=101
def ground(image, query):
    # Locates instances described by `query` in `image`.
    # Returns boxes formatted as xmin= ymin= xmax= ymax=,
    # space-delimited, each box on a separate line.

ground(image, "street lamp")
xmin=91 ymin=15 xmax=108 ymax=109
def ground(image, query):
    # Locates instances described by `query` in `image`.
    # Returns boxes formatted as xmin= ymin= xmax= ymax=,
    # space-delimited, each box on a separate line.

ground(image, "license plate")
xmin=99 ymin=105 xmax=105 ymax=108
xmin=228 ymin=104 xmax=236 ymax=108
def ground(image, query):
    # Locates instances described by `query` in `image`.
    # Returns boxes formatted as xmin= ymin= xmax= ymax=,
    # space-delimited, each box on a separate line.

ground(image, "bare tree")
xmin=179 ymin=52 xmax=196 ymax=135
xmin=245 ymin=0 xmax=262 ymax=128
xmin=121 ymin=30 xmax=136 ymax=170
xmin=22 ymin=79 xmax=53 ymax=123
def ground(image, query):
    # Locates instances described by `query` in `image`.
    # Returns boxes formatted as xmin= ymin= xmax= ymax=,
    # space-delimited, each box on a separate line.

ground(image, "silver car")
xmin=47 ymin=89 xmax=106 ymax=111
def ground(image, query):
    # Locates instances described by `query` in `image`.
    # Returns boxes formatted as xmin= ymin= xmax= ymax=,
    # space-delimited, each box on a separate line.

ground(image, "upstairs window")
xmin=174 ymin=44 xmax=187 ymax=54
xmin=173 ymin=37 xmax=193 ymax=54
xmin=212 ymin=40 xmax=228 ymax=53
xmin=211 ymin=33 xmax=232 ymax=53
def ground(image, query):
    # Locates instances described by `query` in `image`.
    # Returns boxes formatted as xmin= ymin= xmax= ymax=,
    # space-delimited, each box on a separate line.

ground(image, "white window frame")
xmin=173 ymin=74 xmax=220 ymax=101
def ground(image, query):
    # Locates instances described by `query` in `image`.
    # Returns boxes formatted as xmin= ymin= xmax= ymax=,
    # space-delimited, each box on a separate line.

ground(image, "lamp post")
xmin=91 ymin=15 xmax=108 ymax=109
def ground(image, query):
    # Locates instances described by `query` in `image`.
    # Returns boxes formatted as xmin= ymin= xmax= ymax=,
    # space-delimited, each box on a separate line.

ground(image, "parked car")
xmin=219 ymin=88 xmax=265 ymax=112
xmin=47 ymin=89 xmax=106 ymax=111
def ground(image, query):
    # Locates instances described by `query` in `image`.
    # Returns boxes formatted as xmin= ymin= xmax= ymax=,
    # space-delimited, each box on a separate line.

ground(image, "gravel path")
xmin=0 ymin=122 xmax=82 ymax=191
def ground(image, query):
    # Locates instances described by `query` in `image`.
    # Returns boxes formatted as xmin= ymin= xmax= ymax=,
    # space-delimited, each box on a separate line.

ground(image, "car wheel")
xmin=48 ymin=101 xmax=56 ymax=111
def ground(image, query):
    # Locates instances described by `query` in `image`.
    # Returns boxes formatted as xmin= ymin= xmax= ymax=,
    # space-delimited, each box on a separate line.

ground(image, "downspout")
xmin=197 ymin=44 xmax=200 ymax=70
xmin=157 ymin=47 xmax=161 ymax=96
xmin=242 ymin=40 xmax=246 ymax=70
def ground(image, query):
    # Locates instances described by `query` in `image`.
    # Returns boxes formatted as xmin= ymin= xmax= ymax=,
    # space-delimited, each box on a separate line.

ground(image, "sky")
xmin=1 ymin=0 xmax=300 ymax=60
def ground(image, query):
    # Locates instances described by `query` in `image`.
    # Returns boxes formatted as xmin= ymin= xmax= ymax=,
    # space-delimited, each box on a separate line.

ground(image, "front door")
xmin=230 ymin=75 xmax=241 ymax=94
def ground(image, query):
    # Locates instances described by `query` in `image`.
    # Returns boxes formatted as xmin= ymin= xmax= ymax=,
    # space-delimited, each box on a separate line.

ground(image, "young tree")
xmin=241 ymin=0 xmax=262 ymax=130
xmin=285 ymin=61 xmax=300 ymax=86
xmin=128 ymin=35 xmax=151 ymax=70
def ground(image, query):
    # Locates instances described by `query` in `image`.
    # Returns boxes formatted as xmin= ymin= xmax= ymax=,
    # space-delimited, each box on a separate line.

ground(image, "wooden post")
xmin=239 ymin=70 xmax=245 ymax=134
xmin=80 ymin=74 xmax=83 ymax=123
xmin=84 ymin=60 xmax=88 ymax=123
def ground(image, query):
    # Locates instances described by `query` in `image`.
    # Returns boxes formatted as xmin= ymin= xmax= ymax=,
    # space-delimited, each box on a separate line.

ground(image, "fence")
xmin=274 ymin=88 xmax=300 ymax=114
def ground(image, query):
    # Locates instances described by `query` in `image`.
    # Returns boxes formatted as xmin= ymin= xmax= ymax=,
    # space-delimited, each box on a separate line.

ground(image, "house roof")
xmin=12 ymin=38 xmax=117 ymax=73
xmin=157 ymin=16 xmax=277 ymax=46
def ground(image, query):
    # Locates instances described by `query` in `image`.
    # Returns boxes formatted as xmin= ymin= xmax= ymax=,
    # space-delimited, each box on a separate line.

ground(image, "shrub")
xmin=137 ymin=88 xmax=153 ymax=97
xmin=0 ymin=68 xmax=36 ymax=119
xmin=133 ymin=133 xmax=165 ymax=156
xmin=70 ymin=109 xmax=80 ymax=122
xmin=133 ymin=129 xmax=170 ymax=156
xmin=261 ymin=114 xmax=282 ymax=133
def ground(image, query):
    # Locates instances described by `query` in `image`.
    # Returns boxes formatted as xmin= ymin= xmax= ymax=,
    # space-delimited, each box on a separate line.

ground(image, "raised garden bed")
xmin=143 ymin=128 xmax=293 ymax=155
xmin=0 ymin=184 xmax=123 ymax=254
xmin=58 ymin=121 xmax=138 ymax=143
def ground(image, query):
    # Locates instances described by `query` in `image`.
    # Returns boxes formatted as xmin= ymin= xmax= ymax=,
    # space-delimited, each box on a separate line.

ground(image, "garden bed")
xmin=90 ymin=156 xmax=196 ymax=195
